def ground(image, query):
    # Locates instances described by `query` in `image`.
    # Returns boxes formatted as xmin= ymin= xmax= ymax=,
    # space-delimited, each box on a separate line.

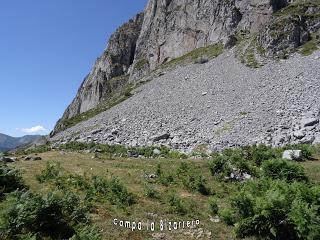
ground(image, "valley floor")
xmin=2 ymin=145 xmax=320 ymax=240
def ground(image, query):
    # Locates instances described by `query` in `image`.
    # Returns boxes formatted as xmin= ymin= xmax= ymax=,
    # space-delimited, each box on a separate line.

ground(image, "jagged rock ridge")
xmin=53 ymin=0 xmax=320 ymax=136
xmin=53 ymin=13 xmax=144 ymax=134
xmin=51 ymin=50 xmax=320 ymax=152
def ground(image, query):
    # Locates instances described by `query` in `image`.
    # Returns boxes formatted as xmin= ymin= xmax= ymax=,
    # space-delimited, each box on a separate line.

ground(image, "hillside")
xmin=51 ymin=49 xmax=320 ymax=152
xmin=2 ymin=143 xmax=320 ymax=239
xmin=0 ymin=133 xmax=41 ymax=152
xmin=2 ymin=1 xmax=320 ymax=239
xmin=51 ymin=0 xmax=320 ymax=153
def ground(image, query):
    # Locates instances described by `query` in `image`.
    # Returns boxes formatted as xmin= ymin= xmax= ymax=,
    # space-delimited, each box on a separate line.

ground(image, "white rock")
xmin=210 ymin=216 xmax=220 ymax=223
xmin=293 ymin=130 xmax=305 ymax=139
xmin=153 ymin=149 xmax=161 ymax=155
xmin=282 ymin=150 xmax=302 ymax=161
xmin=313 ymin=135 xmax=320 ymax=144
xmin=301 ymin=117 xmax=319 ymax=127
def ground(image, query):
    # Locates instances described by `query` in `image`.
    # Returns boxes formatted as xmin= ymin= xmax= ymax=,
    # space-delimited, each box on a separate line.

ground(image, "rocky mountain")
xmin=51 ymin=50 xmax=320 ymax=152
xmin=0 ymin=133 xmax=42 ymax=152
xmin=53 ymin=13 xmax=145 ymax=133
xmin=51 ymin=0 xmax=320 ymax=152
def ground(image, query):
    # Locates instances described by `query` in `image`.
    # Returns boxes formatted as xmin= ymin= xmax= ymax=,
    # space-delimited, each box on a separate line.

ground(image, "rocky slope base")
xmin=51 ymin=49 xmax=320 ymax=153
xmin=52 ymin=0 xmax=320 ymax=135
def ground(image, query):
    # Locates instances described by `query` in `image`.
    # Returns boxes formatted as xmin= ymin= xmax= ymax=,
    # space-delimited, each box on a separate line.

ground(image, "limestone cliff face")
xmin=129 ymin=0 xmax=290 ymax=81
xmin=53 ymin=13 xmax=144 ymax=134
xmin=259 ymin=0 xmax=320 ymax=57
xmin=53 ymin=0 xmax=319 ymax=135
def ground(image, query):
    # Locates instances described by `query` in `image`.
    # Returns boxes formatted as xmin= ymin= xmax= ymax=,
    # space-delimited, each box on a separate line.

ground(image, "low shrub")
xmin=208 ymin=197 xmax=219 ymax=215
xmin=228 ymin=179 xmax=320 ymax=239
xmin=144 ymin=184 xmax=160 ymax=199
xmin=156 ymin=163 xmax=175 ymax=186
xmin=36 ymin=162 xmax=62 ymax=183
xmin=261 ymin=159 xmax=308 ymax=182
xmin=176 ymin=162 xmax=209 ymax=195
xmin=0 ymin=164 xmax=26 ymax=199
xmin=166 ymin=191 xmax=195 ymax=216
xmin=36 ymin=163 xmax=135 ymax=208
xmin=208 ymin=155 xmax=232 ymax=179
xmin=219 ymin=209 xmax=236 ymax=226
xmin=241 ymin=144 xmax=280 ymax=166
xmin=89 ymin=176 xmax=135 ymax=207
xmin=59 ymin=142 xmax=187 ymax=159
xmin=15 ymin=144 xmax=51 ymax=156
xmin=70 ymin=226 xmax=102 ymax=240
xmin=0 ymin=190 xmax=90 ymax=239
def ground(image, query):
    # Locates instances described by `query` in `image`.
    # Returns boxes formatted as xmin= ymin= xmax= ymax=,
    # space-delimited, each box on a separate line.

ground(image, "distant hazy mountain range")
xmin=0 ymin=133 xmax=42 ymax=152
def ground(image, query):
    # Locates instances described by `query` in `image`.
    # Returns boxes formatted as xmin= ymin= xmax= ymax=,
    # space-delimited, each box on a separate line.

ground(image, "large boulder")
xmin=282 ymin=150 xmax=302 ymax=161
xmin=301 ymin=117 xmax=319 ymax=127
xmin=0 ymin=156 xmax=17 ymax=163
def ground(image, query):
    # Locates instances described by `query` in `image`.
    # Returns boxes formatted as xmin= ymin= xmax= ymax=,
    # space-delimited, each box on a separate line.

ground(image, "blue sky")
xmin=0 ymin=0 xmax=146 ymax=137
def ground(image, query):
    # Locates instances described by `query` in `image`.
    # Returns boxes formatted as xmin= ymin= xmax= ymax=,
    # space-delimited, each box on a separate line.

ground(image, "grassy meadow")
xmin=1 ymin=143 xmax=320 ymax=239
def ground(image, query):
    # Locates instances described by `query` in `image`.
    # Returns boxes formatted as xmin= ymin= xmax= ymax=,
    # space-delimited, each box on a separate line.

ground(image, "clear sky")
xmin=0 ymin=0 xmax=147 ymax=137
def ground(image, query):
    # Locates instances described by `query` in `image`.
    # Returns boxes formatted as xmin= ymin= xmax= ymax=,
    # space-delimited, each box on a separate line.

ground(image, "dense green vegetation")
xmin=0 ymin=164 xmax=26 ymax=199
xmin=230 ymin=179 xmax=320 ymax=240
xmin=0 ymin=191 xmax=95 ymax=239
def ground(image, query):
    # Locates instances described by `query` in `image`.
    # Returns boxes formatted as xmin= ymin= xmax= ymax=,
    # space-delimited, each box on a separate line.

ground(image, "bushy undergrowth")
xmin=0 ymin=164 xmax=26 ymax=199
xmin=166 ymin=191 xmax=196 ymax=216
xmin=208 ymin=144 xmax=318 ymax=181
xmin=208 ymin=197 xmax=219 ymax=215
xmin=0 ymin=190 xmax=92 ymax=240
xmin=156 ymin=162 xmax=210 ymax=195
xmin=36 ymin=162 xmax=135 ymax=208
xmin=144 ymin=184 xmax=160 ymax=199
xmin=225 ymin=179 xmax=320 ymax=240
xmin=59 ymin=141 xmax=187 ymax=159
xmin=36 ymin=162 xmax=62 ymax=183
xmin=15 ymin=144 xmax=51 ymax=156
xmin=88 ymin=176 xmax=135 ymax=207
xmin=261 ymin=158 xmax=308 ymax=182
xmin=70 ymin=226 xmax=102 ymax=240
xmin=176 ymin=162 xmax=210 ymax=195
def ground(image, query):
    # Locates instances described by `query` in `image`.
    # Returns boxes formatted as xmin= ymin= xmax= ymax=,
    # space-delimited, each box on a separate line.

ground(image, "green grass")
xmin=2 ymin=144 xmax=320 ymax=239
xmin=299 ymin=35 xmax=320 ymax=56
xmin=236 ymin=33 xmax=264 ymax=68
xmin=3 ymin=151 xmax=233 ymax=239
xmin=245 ymin=49 xmax=259 ymax=68
xmin=134 ymin=58 xmax=149 ymax=71
xmin=162 ymin=43 xmax=224 ymax=69
xmin=274 ymin=0 xmax=320 ymax=17
xmin=57 ymin=80 xmax=138 ymax=132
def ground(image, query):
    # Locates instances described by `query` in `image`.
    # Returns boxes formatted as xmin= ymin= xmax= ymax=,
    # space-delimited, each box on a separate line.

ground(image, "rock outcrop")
xmin=259 ymin=0 xmax=320 ymax=57
xmin=51 ymin=50 xmax=320 ymax=152
xmin=52 ymin=13 xmax=144 ymax=134
xmin=129 ymin=0 xmax=291 ymax=81
xmin=53 ymin=0 xmax=320 ymax=138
